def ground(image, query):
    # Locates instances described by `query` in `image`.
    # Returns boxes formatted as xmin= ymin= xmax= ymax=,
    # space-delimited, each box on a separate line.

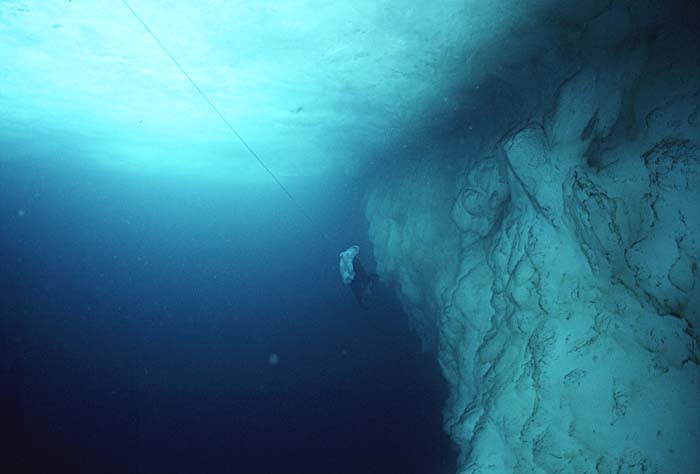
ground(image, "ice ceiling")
xmin=1 ymin=0 xmax=595 ymax=179
xmin=0 ymin=0 xmax=480 ymax=178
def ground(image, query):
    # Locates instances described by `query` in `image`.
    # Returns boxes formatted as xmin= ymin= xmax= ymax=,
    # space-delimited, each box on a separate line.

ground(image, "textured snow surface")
xmin=367 ymin=1 xmax=700 ymax=472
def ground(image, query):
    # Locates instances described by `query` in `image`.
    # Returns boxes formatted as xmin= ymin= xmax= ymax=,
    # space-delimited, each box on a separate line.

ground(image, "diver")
xmin=339 ymin=245 xmax=378 ymax=309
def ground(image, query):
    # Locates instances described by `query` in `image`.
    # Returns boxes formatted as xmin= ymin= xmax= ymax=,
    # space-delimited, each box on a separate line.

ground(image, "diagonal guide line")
xmin=121 ymin=0 xmax=314 ymax=224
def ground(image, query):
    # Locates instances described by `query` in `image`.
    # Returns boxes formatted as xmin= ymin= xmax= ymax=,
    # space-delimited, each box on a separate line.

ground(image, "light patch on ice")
xmin=0 ymin=0 xmax=483 ymax=179
xmin=1 ymin=0 xmax=607 ymax=180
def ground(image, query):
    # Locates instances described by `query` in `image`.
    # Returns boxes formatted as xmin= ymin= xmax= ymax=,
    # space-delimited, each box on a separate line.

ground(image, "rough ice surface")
xmin=366 ymin=1 xmax=700 ymax=473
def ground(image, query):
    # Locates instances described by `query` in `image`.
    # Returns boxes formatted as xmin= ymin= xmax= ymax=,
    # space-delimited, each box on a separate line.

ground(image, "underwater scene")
xmin=1 ymin=1 xmax=699 ymax=473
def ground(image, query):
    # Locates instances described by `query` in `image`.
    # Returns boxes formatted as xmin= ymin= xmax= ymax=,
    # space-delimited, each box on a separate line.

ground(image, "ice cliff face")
xmin=366 ymin=2 xmax=700 ymax=472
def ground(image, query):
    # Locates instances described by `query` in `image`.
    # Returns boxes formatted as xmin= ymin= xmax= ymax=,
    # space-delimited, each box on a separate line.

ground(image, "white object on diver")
xmin=339 ymin=245 xmax=360 ymax=285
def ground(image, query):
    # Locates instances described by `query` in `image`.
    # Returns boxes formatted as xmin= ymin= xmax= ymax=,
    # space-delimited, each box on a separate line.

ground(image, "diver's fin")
xmin=359 ymin=274 xmax=380 ymax=308
xmin=369 ymin=274 xmax=379 ymax=289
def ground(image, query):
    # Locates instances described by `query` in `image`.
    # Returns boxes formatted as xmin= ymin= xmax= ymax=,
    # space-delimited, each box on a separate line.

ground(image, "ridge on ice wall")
xmin=367 ymin=1 xmax=700 ymax=472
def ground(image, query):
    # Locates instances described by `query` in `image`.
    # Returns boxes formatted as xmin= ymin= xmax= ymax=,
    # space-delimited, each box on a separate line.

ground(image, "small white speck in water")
xmin=268 ymin=353 xmax=279 ymax=366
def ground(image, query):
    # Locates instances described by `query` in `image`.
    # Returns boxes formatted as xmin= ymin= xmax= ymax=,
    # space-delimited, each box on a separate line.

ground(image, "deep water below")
xmin=0 ymin=160 xmax=456 ymax=474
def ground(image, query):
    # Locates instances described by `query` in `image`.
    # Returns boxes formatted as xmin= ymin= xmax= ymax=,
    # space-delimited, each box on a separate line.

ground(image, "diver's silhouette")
xmin=339 ymin=245 xmax=379 ymax=309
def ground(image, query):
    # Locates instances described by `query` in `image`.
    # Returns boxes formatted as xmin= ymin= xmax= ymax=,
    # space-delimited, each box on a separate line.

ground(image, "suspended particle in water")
xmin=17 ymin=208 xmax=26 ymax=217
xmin=268 ymin=353 xmax=279 ymax=366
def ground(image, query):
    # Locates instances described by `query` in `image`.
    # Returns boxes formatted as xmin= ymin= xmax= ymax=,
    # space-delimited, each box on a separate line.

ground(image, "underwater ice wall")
xmin=367 ymin=1 xmax=700 ymax=472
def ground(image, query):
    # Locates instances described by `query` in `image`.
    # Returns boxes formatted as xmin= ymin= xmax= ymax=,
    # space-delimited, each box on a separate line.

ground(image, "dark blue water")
xmin=1 ymin=159 xmax=456 ymax=473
